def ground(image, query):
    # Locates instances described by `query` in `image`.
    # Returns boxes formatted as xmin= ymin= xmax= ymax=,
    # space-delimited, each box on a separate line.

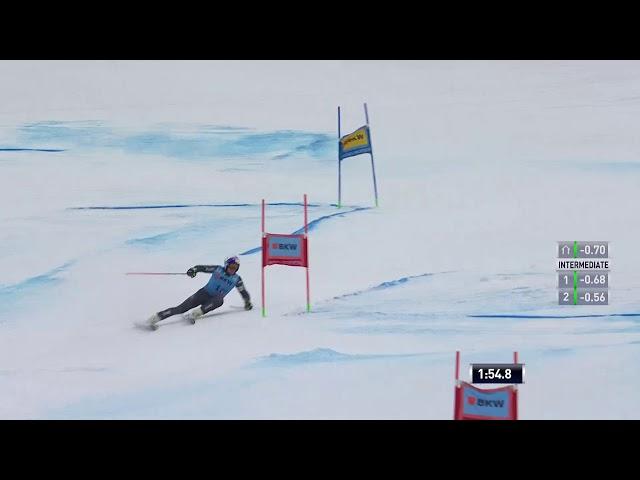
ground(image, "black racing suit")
xmin=157 ymin=265 xmax=251 ymax=320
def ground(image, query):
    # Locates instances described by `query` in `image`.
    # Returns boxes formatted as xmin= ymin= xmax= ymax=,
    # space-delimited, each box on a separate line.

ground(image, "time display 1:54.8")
xmin=470 ymin=364 xmax=524 ymax=384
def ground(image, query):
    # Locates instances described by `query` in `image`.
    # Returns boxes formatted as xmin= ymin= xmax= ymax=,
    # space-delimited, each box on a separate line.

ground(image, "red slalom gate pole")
xmin=304 ymin=194 xmax=308 ymax=234
xmin=262 ymin=266 xmax=266 ymax=317
xmin=261 ymin=199 xmax=266 ymax=318
xmin=304 ymin=194 xmax=310 ymax=312
xmin=513 ymin=351 xmax=519 ymax=420
xmin=454 ymin=350 xmax=461 ymax=420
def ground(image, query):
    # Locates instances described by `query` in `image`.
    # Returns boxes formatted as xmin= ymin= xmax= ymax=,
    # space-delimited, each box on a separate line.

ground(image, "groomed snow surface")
xmin=1 ymin=60 xmax=639 ymax=418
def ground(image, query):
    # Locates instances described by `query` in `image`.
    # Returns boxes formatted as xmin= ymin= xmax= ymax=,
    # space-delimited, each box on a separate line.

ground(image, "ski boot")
xmin=146 ymin=313 xmax=161 ymax=331
xmin=184 ymin=307 xmax=204 ymax=325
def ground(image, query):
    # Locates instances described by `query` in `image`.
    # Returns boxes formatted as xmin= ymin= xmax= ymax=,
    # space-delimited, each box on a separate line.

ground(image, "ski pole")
xmin=125 ymin=272 xmax=187 ymax=276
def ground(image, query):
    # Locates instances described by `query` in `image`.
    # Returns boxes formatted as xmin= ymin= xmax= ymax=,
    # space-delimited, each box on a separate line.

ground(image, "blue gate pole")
xmin=364 ymin=103 xmax=379 ymax=207
xmin=338 ymin=106 xmax=342 ymax=208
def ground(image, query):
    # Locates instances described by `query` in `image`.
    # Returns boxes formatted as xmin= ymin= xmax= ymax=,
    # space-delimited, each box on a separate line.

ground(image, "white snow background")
xmin=1 ymin=60 xmax=639 ymax=418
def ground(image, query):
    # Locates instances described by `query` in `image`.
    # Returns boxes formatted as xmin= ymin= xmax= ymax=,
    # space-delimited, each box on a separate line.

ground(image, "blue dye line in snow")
xmin=468 ymin=313 xmax=640 ymax=319
xmin=240 ymin=206 xmax=372 ymax=256
xmin=331 ymin=272 xmax=437 ymax=301
xmin=122 ymin=204 xmax=368 ymax=249
xmin=16 ymin=122 xmax=334 ymax=161
xmin=0 ymin=261 xmax=75 ymax=313
xmin=125 ymin=216 xmax=245 ymax=247
xmin=291 ymin=207 xmax=371 ymax=235
xmin=252 ymin=347 xmax=428 ymax=367
xmin=69 ymin=202 xmax=327 ymax=211
xmin=0 ymin=147 xmax=66 ymax=152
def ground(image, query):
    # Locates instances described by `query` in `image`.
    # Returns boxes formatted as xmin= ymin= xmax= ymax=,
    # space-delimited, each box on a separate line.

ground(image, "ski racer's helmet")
xmin=224 ymin=256 xmax=240 ymax=273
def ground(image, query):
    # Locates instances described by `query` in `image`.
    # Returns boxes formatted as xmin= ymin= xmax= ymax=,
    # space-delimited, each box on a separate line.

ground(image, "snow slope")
xmin=1 ymin=60 xmax=640 ymax=418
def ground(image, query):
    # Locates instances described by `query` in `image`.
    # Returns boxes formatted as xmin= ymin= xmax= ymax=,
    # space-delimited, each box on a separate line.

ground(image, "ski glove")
xmin=244 ymin=301 xmax=253 ymax=311
xmin=186 ymin=267 xmax=198 ymax=278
